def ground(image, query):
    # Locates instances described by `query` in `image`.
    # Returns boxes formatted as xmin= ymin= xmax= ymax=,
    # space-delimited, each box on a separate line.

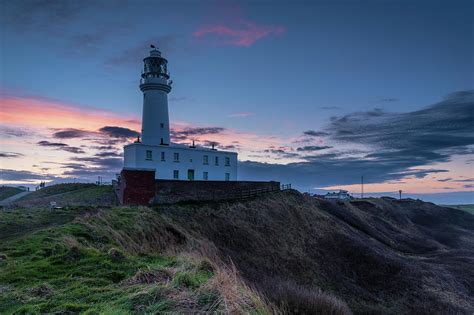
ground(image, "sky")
xmin=0 ymin=0 xmax=473 ymax=204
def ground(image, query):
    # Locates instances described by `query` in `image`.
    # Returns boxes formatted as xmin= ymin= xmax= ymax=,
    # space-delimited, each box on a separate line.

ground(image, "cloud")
xmin=0 ymin=126 xmax=28 ymax=137
xmin=37 ymin=140 xmax=85 ymax=154
xmin=94 ymin=151 xmax=123 ymax=158
xmin=296 ymin=146 xmax=332 ymax=152
xmin=52 ymin=128 xmax=94 ymax=139
xmin=0 ymin=152 xmax=24 ymax=158
xmin=228 ymin=112 xmax=254 ymax=118
xmin=0 ymin=95 xmax=140 ymax=131
xmin=240 ymin=90 xmax=474 ymax=189
xmin=98 ymin=126 xmax=139 ymax=138
xmin=171 ymin=127 xmax=225 ymax=141
xmin=37 ymin=141 xmax=67 ymax=147
xmin=326 ymin=90 xmax=474 ymax=153
xmin=0 ymin=169 xmax=48 ymax=182
xmin=193 ymin=20 xmax=286 ymax=47
xmin=303 ymin=130 xmax=330 ymax=137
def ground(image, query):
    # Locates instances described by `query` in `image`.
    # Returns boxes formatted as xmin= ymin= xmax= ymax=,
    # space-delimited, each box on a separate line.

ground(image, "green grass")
xmin=0 ymin=187 xmax=23 ymax=201
xmin=444 ymin=204 xmax=474 ymax=215
xmin=0 ymin=205 xmax=267 ymax=314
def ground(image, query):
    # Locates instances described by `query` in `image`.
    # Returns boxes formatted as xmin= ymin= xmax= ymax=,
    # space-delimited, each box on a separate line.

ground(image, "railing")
xmin=205 ymin=183 xmax=292 ymax=202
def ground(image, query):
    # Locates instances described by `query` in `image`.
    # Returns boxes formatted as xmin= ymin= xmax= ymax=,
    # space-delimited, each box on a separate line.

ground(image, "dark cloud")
xmin=437 ymin=178 xmax=453 ymax=182
xmin=0 ymin=152 xmax=24 ymax=158
xmin=37 ymin=141 xmax=85 ymax=154
xmin=171 ymin=127 xmax=225 ymax=141
xmin=327 ymin=91 xmax=474 ymax=152
xmin=0 ymin=169 xmax=49 ymax=182
xmin=99 ymin=126 xmax=139 ymax=138
xmin=37 ymin=141 xmax=68 ymax=147
xmin=240 ymin=91 xmax=473 ymax=189
xmin=52 ymin=128 xmax=94 ymax=139
xmin=71 ymin=157 xmax=123 ymax=169
xmin=95 ymin=151 xmax=123 ymax=158
xmin=463 ymin=184 xmax=474 ymax=189
xmin=91 ymin=145 xmax=117 ymax=151
xmin=303 ymin=130 xmax=330 ymax=137
xmin=296 ymin=146 xmax=332 ymax=152
xmin=61 ymin=147 xmax=85 ymax=154
xmin=263 ymin=149 xmax=300 ymax=159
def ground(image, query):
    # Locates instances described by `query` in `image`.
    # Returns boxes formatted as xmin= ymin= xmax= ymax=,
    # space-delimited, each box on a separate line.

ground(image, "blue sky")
xmin=1 ymin=0 xmax=473 ymax=203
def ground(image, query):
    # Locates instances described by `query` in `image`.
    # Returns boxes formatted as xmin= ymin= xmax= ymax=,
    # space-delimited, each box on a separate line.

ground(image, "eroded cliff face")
xmin=160 ymin=191 xmax=474 ymax=314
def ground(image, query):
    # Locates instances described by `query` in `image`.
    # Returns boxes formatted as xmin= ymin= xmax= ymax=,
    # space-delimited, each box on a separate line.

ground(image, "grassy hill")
xmin=14 ymin=184 xmax=116 ymax=207
xmin=444 ymin=204 xmax=474 ymax=215
xmin=0 ymin=187 xmax=23 ymax=201
xmin=1 ymin=185 xmax=473 ymax=314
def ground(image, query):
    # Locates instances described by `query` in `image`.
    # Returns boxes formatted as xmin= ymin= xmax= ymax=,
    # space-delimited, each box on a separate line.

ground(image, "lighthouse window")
xmin=203 ymin=171 xmax=208 ymax=180
xmin=173 ymin=170 xmax=179 ymax=179
xmin=146 ymin=150 xmax=152 ymax=160
xmin=215 ymin=156 xmax=219 ymax=166
xmin=203 ymin=155 xmax=209 ymax=165
xmin=225 ymin=157 xmax=230 ymax=166
xmin=161 ymin=152 xmax=165 ymax=161
xmin=173 ymin=152 xmax=180 ymax=162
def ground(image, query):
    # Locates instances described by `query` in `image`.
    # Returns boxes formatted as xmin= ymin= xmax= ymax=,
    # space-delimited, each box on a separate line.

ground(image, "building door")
xmin=187 ymin=169 xmax=195 ymax=181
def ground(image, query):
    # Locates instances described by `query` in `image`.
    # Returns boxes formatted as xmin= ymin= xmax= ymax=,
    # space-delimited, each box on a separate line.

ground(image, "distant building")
xmin=123 ymin=47 xmax=238 ymax=181
xmin=324 ymin=190 xmax=351 ymax=200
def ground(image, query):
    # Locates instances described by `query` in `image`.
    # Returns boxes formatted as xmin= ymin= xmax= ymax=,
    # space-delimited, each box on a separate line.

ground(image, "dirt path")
xmin=0 ymin=191 xmax=31 ymax=206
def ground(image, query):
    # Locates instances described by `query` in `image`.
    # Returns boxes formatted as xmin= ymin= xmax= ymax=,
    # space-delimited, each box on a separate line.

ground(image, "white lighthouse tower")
xmin=123 ymin=46 xmax=238 ymax=181
xmin=140 ymin=47 xmax=171 ymax=145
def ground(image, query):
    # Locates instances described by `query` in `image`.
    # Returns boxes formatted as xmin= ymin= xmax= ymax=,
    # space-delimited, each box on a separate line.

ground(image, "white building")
xmin=123 ymin=47 xmax=238 ymax=181
xmin=324 ymin=190 xmax=351 ymax=200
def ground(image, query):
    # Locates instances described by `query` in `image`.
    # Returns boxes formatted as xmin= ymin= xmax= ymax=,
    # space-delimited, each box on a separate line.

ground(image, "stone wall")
xmin=154 ymin=180 xmax=280 ymax=204
xmin=117 ymin=169 xmax=280 ymax=205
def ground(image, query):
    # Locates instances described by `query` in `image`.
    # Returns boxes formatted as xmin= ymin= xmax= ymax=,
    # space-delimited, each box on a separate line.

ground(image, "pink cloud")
xmin=193 ymin=20 xmax=286 ymax=47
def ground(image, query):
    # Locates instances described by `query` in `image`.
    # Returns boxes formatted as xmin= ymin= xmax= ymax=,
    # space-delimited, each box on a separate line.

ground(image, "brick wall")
xmin=117 ymin=169 xmax=156 ymax=205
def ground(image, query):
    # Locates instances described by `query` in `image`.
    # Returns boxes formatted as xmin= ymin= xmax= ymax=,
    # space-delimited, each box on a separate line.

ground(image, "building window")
xmin=173 ymin=170 xmax=179 ymax=179
xmin=215 ymin=156 xmax=219 ymax=166
xmin=203 ymin=171 xmax=208 ymax=180
xmin=225 ymin=173 xmax=230 ymax=181
xmin=225 ymin=157 xmax=230 ymax=166
xmin=203 ymin=155 xmax=209 ymax=165
xmin=160 ymin=123 xmax=164 ymax=128
xmin=161 ymin=152 xmax=165 ymax=161
xmin=174 ymin=152 xmax=179 ymax=162
xmin=146 ymin=150 xmax=152 ymax=160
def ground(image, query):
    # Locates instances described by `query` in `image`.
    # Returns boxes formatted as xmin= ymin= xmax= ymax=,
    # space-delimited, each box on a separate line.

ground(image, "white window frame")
xmin=225 ymin=173 xmax=230 ymax=181
xmin=225 ymin=157 xmax=230 ymax=166
xmin=173 ymin=170 xmax=179 ymax=179
xmin=203 ymin=155 xmax=209 ymax=165
xmin=146 ymin=150 xmax=153 ymax=160
xmin=173 ymin=152 xmax=180 ymax=162
xmin=203 ymin=171 xmax=208 ymax=180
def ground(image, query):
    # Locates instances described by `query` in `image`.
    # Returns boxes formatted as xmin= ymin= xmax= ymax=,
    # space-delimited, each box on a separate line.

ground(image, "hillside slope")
xmin=1 ymin=187 xmax=473 ymax=314
xmin=160 ymin=192 xmax=474 ymax=314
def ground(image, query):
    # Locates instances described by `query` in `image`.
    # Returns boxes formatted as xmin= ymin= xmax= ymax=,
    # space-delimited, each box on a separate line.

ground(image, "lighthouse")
xmin=140 ymin=47 xmax=172 ymax=146
xmin=123 ymin=46 xmax=238 ymax=181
